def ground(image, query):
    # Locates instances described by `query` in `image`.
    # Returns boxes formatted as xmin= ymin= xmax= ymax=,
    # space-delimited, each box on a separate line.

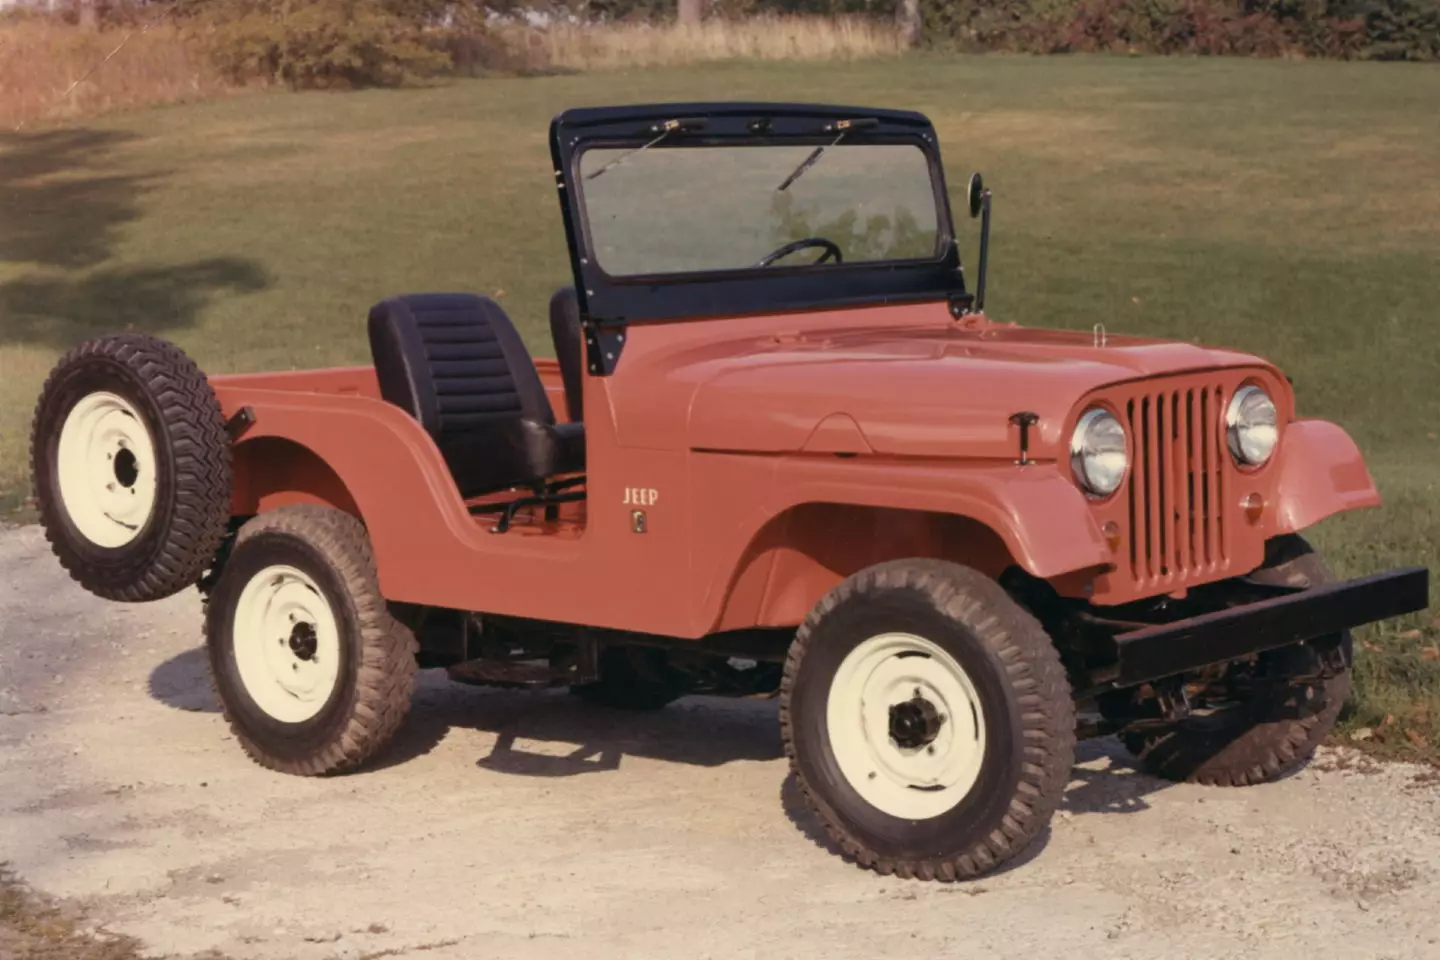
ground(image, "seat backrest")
xmin=367 ymin=293 xmax=557 ymax=494
xmin=548 ymin=286 xmax=584 ymax=423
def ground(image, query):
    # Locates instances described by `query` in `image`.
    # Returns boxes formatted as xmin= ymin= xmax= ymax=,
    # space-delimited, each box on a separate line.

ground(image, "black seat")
xmin=548 ymin=286 xmax=584 ymax=424
xmin=367 ymin=293 xmax=584 ymax=500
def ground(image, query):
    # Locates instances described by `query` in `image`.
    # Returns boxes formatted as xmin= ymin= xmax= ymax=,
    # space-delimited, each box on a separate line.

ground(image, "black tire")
xmin=29 ymin=333 xmax=231 ymax=602
xmin=781 ymin=559 xmax=1075 ymax=881
xmin=1120 ymin=534 xmax=1352 ymax=786
xmin=204 ymin=505 xmax=417 ymax=776
xmin=571 ymin=646 xmax=687 ymax=710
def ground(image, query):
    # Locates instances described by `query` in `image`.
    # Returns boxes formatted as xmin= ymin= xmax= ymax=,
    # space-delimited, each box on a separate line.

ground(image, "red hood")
xmin=609 ymin=307 xmax=1282 ymax=460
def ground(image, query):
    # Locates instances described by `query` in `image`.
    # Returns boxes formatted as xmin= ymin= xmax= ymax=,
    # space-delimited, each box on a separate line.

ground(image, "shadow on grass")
xmin=1 ymin=126 xmax=272 ymax=349
xmin=0 ymin=128 xmax=153 ymax=270
xmin=0 ymin=258 xmax=271 ymax=348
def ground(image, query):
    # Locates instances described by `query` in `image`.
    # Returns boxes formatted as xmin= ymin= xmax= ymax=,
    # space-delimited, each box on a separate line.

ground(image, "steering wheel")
xmin=755 ymin=237 xmax=843 ymax=268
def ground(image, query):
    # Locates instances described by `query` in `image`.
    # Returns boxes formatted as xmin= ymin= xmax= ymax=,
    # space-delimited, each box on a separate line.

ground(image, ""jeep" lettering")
xmin=622 ymin=487 xmax=658 ymax=506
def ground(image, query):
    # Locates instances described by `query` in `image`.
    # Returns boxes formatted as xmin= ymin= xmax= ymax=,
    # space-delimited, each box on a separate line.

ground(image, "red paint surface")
xmin=210 ymin=303 xmax=1379 ymax=634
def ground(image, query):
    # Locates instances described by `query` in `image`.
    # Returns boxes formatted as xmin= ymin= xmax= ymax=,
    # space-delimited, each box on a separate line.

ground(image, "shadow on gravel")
xmin=147 ymin=646 xmax=219 ymax=714
xmin=146 ymin=652 xmax=783 ymax=772
xmin=147 ymin=649 xmax=1177 ymax=824
xmin=1061 ymin=738 xmax=1176 ymax=815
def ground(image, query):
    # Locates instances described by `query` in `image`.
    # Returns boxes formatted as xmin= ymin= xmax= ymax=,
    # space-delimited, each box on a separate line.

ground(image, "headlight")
xmin=1070 ymin=408 xmax=1128 ymax=497
xmin=1226 ymin=386 xmax=1278 ymax=466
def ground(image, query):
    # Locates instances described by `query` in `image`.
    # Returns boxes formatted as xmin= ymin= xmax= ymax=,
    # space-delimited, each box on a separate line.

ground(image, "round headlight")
xmin=1226 ymin=386 xmax=1278 ymax=466
xmin=1070 ymin=408 xmax=1128 ymax=497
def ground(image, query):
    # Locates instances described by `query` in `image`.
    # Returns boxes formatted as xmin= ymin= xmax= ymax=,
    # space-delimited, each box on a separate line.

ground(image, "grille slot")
xmin=1125 ymin=385 xmax=1228 ymax=588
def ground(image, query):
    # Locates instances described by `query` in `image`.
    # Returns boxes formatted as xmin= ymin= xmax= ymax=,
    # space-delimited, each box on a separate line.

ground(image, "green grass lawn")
xmin=2 ymin=54 xmax=1437 ymax=756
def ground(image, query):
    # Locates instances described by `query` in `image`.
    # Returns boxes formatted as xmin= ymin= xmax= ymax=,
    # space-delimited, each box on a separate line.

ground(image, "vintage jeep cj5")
xmin=30 ymin=102 xmax=1430 ymax=881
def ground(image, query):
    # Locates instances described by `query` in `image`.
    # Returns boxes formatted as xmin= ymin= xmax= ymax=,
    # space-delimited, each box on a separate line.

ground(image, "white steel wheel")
xmin=232 ymin=564 xmax=342 ymax=723
xmin=826 ymin=631 xmax=987 ymax=820
xmin=55 ymin=391 xmax=158 ymax=548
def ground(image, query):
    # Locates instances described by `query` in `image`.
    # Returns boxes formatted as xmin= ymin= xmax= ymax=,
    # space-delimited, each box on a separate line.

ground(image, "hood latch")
xmin=1009 ymin=411 xmax=1039 ymax=466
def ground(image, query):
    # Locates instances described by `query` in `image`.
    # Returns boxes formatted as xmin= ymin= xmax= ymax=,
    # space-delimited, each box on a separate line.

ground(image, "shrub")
xmin=916 ymin=0 xmax=1435 ymax=60
xmin=169 ymin=0 xmax=453 ymax=88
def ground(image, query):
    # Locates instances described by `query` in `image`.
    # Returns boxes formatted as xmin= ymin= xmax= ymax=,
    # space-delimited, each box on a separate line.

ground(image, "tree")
xmin=678 ymin=0 xmax=704 ymax=25
xmin=896 ymin=0 xmax=920 ymax=46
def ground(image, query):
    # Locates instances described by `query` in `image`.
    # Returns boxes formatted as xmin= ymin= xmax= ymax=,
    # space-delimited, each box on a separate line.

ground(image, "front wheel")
xmin=782 ymin=559 xmax=1075 ymax=881
xmin=1117 ymin=534 xmax=1352 ymax=786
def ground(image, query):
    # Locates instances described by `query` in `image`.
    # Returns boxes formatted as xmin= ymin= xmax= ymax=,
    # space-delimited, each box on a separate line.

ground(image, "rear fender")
xmin=213 ymin=386 xmax=473 ymax=596
xmin=231 ymin=436 xmax=360 ymax=517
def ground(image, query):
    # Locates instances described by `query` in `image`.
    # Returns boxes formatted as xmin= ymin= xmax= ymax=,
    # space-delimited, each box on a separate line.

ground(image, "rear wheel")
xmin=1117 ymin=535 xmax=1351 ymax=786
xmin=205 ymin=505 xmax=417 ymax=775
xmin=782 ymin=559 xmax=1074 ymax=881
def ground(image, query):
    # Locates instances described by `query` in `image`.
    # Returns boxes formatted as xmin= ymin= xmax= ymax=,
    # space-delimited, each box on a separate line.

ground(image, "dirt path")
xmin=2 ymin=524 xmax=1438 ymax=960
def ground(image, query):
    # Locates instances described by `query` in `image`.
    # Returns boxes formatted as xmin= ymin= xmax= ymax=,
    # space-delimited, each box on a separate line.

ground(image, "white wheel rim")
xmin=232 ymin=564 xmax=342 ymax=723
xmin=55 ymin=391 xmax=159 ymax=548
xmin=826 ymin=632 xmax=987 ymax=820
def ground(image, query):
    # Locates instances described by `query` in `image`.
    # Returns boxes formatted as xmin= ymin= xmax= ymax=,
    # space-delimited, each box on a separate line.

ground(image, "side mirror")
xmin=966 ymin=172 xmax=992 ymax=313
xmin=967 ymin=172 xmax=985 ymax=219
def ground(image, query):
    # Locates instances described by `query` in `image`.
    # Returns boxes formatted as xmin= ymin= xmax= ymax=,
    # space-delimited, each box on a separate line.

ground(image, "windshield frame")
xmin=550 ymin=103 xmax=969 ymax=337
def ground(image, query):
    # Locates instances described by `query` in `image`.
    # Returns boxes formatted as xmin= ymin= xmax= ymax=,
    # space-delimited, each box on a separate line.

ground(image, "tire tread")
xmin=207 ymin=504 xmax=417 ymax=776
xmin=780 ymin=559 xmax=1075 ymax=881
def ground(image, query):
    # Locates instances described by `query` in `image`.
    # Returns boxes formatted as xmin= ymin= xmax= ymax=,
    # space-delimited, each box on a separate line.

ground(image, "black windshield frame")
xmin=550 ymin=103 xmax=969 ymax=339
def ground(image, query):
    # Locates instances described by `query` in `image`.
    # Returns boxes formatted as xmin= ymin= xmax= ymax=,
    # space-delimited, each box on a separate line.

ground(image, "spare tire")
xmin=29 ymin=333 xmax=233 ymax=602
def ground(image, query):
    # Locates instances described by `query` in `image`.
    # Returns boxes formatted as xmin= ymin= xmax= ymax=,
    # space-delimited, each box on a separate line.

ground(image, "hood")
xmin=657 ymin=321 xmax=1275 ymax=460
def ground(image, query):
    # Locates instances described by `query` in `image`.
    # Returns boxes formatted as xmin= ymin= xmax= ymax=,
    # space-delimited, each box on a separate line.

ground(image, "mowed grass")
xmin=1 ymin=56 xmax=1437 ymax=755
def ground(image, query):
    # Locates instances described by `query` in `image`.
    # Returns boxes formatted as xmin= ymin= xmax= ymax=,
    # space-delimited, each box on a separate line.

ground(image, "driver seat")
xmin=366 ymin=293 xmax=585 ymax=502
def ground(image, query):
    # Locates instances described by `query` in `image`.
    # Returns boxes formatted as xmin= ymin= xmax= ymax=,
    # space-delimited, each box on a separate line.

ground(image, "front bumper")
xmin=1082 ymin=565 xmax=1430 ymax=695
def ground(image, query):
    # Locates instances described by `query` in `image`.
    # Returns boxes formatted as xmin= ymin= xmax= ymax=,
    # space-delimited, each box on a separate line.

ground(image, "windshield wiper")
xmin=585 ymin=117 xmax=708 ymax=181
xmin=775 ymin=117 xmax=878 ymax=192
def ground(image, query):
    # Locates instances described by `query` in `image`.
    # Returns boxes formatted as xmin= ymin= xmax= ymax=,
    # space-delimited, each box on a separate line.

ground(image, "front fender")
xmin=694 ymin=456 xmax=1113 ymax=633
xmin=1272 ymin=418 xmax=1381 ymax=533
xmin=768 ymin=457 xmax=1110 ymax=580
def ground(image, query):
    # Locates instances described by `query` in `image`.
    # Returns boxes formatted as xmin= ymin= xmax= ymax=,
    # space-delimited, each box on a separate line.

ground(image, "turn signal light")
xmin=1242 ymin=493 xmax=1265 ymax=524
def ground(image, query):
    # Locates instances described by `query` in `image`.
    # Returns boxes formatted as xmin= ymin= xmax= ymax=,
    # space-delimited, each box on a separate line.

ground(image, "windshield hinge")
xmin=947 ymin=291 xmax=977 ymax=318
xmin=584 ymin=321 xmax=627 ymax=376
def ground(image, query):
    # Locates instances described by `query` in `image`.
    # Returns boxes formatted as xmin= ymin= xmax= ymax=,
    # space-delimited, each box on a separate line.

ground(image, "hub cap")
xmin=56 ymin=391 xmax=158 ymax=547
xmin=826 ymin=632 xmax=986 ymax=820
xmin=232 ymin=565 xmax=341 ymax=723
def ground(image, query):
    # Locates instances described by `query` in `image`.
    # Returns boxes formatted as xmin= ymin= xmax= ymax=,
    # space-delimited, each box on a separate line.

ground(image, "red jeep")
xmin=29 ymin=102 xmax=1429 ymax=881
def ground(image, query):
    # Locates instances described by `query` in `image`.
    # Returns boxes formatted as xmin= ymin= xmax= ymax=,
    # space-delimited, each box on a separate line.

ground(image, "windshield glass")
xmin=577 ymin=142 xmax=942 ymax=278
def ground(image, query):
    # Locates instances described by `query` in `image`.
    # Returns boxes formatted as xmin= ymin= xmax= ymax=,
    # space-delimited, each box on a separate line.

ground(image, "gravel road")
xmin=2 ymin=523 xmax=1438 ymax=960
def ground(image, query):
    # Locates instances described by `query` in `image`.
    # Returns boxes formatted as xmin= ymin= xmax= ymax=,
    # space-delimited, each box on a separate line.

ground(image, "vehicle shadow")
xmin=148 ymin=651 xmax=1176 ymax=821
xmin=1061 ymin=737 xmax=1174 ymax=814
xmin=146 ymin=653 xmax=783 ymax=771
xmin=146 ymin=646 xmax=219 ymax=714
xmin=392 ymin=672 xmax=785 ymax=773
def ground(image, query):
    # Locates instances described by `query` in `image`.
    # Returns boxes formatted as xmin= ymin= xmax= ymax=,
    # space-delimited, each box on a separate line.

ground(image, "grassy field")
xmin=1 ymin=55 xmax=1437 ymax=755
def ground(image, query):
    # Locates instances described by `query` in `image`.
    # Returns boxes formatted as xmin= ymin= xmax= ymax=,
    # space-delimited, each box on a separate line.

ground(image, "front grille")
xmin=1124 ymin=385 xmax=1230 ymax=589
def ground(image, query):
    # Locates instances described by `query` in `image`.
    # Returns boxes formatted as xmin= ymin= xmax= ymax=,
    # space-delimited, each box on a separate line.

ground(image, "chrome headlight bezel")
xmin=1070 ymin=407 xmax=1128 ymax=499
xmin=1225 ymin=385 xmax=1279 ymax=467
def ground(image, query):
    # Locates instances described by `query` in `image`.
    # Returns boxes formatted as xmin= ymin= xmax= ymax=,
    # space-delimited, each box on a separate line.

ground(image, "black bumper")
xmin=1091 ymin=566 xmax=1430 ymax=694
